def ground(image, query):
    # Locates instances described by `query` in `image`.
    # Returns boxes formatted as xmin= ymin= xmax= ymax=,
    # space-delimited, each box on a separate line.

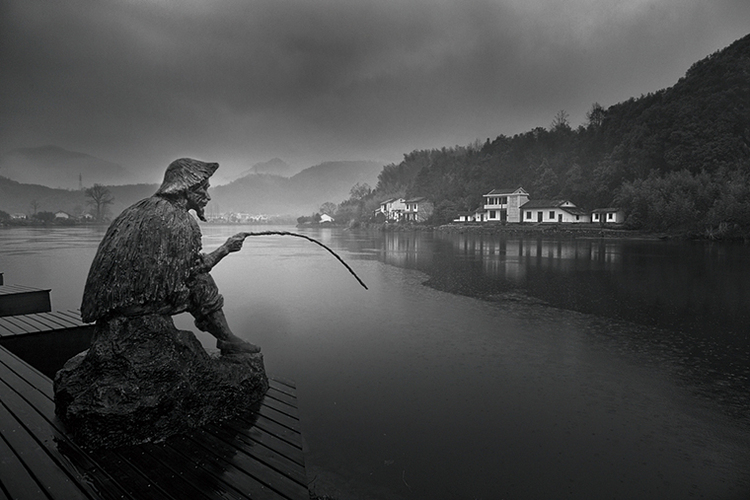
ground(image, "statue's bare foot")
xmin=217 ymin=338 xmax=261 ymax=354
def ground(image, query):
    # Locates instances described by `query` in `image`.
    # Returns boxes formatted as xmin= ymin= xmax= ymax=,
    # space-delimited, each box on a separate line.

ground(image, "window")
xmin=500 ymin=196 xmax=507 ymax=204
xmin=489 ymin=210 xmax=497 ymax=218
xmin=549 ymin=211 xmax=555 ymax=219
xmin=608 ymin=213 xmax=614 ymax=220
xmin=526 ymin=211 xmax=532 ymax=219
xmin=576 ymin=215 xmax=580 ymax=221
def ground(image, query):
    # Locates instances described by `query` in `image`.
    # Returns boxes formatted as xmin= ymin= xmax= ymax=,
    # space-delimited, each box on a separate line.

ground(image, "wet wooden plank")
xmin=0 ymin=285 xmax=51 ymax=317
xmin=0 ymin=316 xmax=35 ymax=335
xmin=0 ymin=343 xmax=308 ymax=500
xmin=205 ymin=421 xmax=307 ymax=485
xmin=185 ymin=427 xmax=307 ymax=500
xmin=0 ymin=311 xmax=89 ymax=338
xmin=150 ymin=432 xmax=289 ymax=500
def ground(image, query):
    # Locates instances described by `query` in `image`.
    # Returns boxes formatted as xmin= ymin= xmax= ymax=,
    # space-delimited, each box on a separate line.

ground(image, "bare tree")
xmin=550 ymin=109 xmax=571 ymax=131
xmin=85 ymin=184 xmax=114 ymax=222
xmin=29 ymin=199 xmax=40 ymax=216
xmin=319 ymin=202 xmax=337 ymax=216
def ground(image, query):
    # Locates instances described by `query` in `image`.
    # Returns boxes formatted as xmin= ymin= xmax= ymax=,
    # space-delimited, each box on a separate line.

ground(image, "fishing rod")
xmin=240 ymin=231 xmax=368 ymax=290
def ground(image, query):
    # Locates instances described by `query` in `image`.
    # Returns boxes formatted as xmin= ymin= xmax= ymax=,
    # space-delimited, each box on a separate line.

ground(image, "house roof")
xmin=592 ymin=207 xmax=622 ymax=213
xmin=484 ymin=186 xmax=527 ymax=196
xmin=404 ymin=197 xmax=428 ymax=203
xmin=565 ymin=208 xmax=591 ymax=216
xmin=520 ymin=199 xmax=573 ymax=209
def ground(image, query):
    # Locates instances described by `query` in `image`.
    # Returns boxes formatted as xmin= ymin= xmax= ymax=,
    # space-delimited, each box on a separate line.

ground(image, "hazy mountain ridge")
xmin=210 ymin=160 xmax=383 ymax=215
xmin=0 ymin=160 xmax=383 ymax=218
xmin=0 ymin=175 xmax=157 ymax=218
xmin=0 ymin=146 xmax=133 ymax=189
xmin=236 ymin=158 xmax=296 ymax=178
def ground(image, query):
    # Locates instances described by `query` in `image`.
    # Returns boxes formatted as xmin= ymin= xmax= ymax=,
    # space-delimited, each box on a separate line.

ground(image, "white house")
xmin=453 ymin=211 xmax=475 ymax=222
xmin=474 ymin=208 xmax=486 ymax=222
xmin=592 ymin=208 xmax=625 ymax=224
xmin=521 ymin=200 xmax=591 ymax=223
xmin=54 ymin=211 xmax=72 ymax=219
xmin=377 ymin=198 xmax=407 ymax=221
xmin=403 ymin=197 xmax=434 ymax=222
xmin=482 ymin=187 xmax=529 ymax=223
xmin=10 ymin=213 xmax=27 ymax=220
xmin=319 ymin=213 xmax=335 ymax=223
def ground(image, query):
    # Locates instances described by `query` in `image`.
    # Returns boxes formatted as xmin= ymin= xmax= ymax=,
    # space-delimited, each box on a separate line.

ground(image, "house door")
xmin=558 ymin=214 xmax=563 ymax=222
xmin=537 ymin=212 xmax=543 ymax=222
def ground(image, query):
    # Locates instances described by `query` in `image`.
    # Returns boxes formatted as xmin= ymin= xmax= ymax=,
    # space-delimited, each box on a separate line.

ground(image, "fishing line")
xmin=240 ymin=231 xmax=368 ymax=290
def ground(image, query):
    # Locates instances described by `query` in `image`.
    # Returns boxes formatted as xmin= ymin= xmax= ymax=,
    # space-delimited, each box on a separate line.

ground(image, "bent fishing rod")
xmin=239 ymin=231 xmax=368 ymax=290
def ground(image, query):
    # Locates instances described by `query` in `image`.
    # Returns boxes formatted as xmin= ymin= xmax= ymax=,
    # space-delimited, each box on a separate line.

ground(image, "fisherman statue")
xmin=80 ymin=158 xmax=260 ymax=355
xmin=54 ymin=158 xmax=268 ymax=449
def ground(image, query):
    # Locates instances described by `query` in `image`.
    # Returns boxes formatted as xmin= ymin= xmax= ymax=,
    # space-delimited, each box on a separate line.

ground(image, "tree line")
xmin=329 ymin=34 xmax=750 ymax=239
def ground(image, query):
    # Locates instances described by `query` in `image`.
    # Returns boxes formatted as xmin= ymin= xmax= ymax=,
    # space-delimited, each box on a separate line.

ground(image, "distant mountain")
xmin=210 ymin=160 xmax=383 ymax=215
xmin=0 ymin=175 xmax=156 ymax=218
xmin=0 ymin=146 xmax=132 ymax=189
xmin=1 ymin=159 xmax=383 ymax=219
xmin=237 ymin=158 xmax=295 ymax=178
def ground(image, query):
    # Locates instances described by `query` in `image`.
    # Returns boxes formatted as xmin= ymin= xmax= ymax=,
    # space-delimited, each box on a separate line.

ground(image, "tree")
xmin=86 ymin=184 xmax=114 ymax=222
xmin=550 ymin=110 xmax=570 ymax=131
xmin=34 ymin=211 xmax=56 ymax=222
xmin=29 ymin=199 xmax=40 ymax=216
xmin=585 ymin=102 xmax=606 ymax=129
xmin=349 ymin=183 xmax=372 ymax=202
xmin=319 ymin=202 xmax=337 ymax=216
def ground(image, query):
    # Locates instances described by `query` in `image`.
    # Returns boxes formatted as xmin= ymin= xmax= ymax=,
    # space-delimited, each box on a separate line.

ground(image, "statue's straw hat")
xmin=156 ymin=158 xmax=218 ymax=195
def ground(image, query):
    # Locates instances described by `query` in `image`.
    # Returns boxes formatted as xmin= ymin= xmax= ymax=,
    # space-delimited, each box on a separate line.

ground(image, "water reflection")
xmin=4 ymin=226 xmax=750 ymax=499
xmin=370 ymin=231 xmax=750 ymax=342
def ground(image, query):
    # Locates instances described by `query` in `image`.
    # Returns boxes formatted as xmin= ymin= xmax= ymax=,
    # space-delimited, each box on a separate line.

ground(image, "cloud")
xmin=1 ymin=0 xmax=748 ymax=181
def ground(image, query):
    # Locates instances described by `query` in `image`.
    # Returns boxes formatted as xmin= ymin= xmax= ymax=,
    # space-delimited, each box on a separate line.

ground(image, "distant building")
xmin=403 ymin=197 xmax=434 ymax=222
xmin=474 ymin=207 xmax=486 ymax=222
xmin=521 ymin=200 xmax=591 ymax=223
xmin=453 ymin=211 xmax=475 ymax=222
xmin=55 ymin=211 xmax=72 ymax=219
xmin=10 ymin=213 xmax=27 ymax=220
xmin=482 ymin=187 xmax=529 ymax=223
xmin=592 ymin=208 xmax=625 ymax=224
xmin=377 ymin=198 xmax=407 ymax=221
xmin=319 ymin=214 xmax=334 ymax=223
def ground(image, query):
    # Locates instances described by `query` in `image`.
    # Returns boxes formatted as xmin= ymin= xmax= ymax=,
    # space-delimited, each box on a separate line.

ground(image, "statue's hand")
xmin=224 ymin=233 xmax=246 ymax=253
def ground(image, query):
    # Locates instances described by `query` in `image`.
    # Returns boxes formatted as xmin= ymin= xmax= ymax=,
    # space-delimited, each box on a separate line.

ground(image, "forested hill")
xmin=369 ymin=33 xmax=750 ymax=236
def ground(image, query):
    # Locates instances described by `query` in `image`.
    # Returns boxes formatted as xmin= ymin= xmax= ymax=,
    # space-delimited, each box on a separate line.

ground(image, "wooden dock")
xmin=0 ymin=284 xmax=52 ymax=317
xmin=0 ymin=310 xmax=95 ymax=378
xmin=0 ymin=344 xmax=309 ymax=499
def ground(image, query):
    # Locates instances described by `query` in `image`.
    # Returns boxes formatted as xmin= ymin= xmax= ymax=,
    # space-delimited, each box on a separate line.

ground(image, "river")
xmin=2 ymin=225 xmax=749 ymax=499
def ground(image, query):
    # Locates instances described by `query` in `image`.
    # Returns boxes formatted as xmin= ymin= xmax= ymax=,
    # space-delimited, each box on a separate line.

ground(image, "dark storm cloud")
xmin=1 ymin=0 xmax=748 ymax=181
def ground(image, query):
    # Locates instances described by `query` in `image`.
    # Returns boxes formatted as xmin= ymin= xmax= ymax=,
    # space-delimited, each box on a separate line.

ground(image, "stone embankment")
xmin=435 ymin=222 xmax=662 ymax=239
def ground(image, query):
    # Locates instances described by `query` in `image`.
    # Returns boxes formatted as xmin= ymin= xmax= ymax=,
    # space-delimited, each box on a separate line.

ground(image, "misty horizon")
xmin=1 ymin=0 xmax=748 ymax=186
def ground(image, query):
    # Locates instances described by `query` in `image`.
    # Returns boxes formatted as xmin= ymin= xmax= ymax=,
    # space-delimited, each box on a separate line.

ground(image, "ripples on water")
xmin=2 ymin=225 xmax=750 ymax=499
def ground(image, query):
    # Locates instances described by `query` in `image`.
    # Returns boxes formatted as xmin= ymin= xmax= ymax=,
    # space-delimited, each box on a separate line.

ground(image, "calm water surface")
xmin=2 ymin=225 xmax=749 ymax=499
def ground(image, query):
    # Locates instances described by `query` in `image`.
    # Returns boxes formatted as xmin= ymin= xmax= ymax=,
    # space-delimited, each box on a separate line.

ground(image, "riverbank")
xmin=436 ymin=222 xmax=664 ymax=239
xmin=357 ymin=221 xmax=664 ymax=239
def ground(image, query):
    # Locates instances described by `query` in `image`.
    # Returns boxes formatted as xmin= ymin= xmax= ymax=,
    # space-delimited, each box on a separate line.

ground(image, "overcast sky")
xmin=1 ymin=0 xmax=748 ymax=184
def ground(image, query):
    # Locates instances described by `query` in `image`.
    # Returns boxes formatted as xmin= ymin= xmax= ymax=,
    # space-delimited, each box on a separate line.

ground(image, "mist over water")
xmin=2 ymin=225 xmax=749 ymax=499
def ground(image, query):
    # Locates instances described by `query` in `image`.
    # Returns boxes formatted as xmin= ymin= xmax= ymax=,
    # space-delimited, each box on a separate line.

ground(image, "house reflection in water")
xmin=382 ymin=231 xmax=434 ymax=268
xmin=442 ymin=234 xmax=623 ymax=283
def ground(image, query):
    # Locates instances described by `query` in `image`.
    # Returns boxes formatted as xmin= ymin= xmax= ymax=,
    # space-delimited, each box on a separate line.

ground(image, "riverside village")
xmin=374 ymin=187 xmax=624 ymax=226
